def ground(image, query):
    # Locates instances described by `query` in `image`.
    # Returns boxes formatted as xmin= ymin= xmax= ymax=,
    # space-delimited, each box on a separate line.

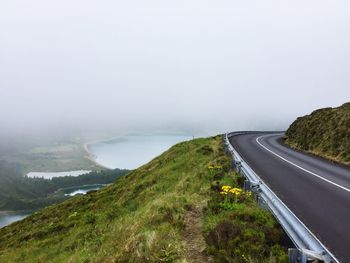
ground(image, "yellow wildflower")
xmin=221 ymin=185 xmax=232 ymax=192
xmin=229 ymin=188 xmax=243 ymax=195
xmin=208 ymin=165 xmax=222 ymax=169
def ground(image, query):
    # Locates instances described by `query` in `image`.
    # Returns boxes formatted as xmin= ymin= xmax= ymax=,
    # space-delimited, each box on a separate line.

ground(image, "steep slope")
xmin=0 ymin=136 xmax=287 ymax=262
xmin=285 ymin=102 xmax=350 ymax=165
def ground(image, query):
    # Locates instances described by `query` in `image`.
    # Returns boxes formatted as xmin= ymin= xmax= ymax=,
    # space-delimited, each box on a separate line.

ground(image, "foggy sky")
xmin=1 ymin=0 xmax=350 ymax=137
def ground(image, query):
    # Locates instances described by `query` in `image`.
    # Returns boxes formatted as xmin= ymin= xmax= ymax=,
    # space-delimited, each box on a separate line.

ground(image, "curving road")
xmin=228 ymin=132 xmax=350 ymax=262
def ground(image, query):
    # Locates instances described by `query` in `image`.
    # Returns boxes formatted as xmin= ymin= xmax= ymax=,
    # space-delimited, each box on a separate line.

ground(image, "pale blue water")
xmin=88 ymin=134 xmax=191 ymax=169
xmin=63 ymin=184 xmax=105 ymax=196
xmin=26 ymin=170 xmax=91 ymax=179
xmin=0 ymin=211 xmax=30 ymax=228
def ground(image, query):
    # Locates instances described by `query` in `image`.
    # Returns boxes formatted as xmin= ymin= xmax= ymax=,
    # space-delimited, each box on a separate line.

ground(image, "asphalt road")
xmin=228 ymin=132 xmax=350 ymax=262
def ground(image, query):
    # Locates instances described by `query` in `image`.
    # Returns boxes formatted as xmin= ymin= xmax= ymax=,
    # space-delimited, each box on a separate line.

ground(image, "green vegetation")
xmin=0 ymin=161 xmax=128 ymax=210
xmin=0 ymin=131 xmax=113 ymax=174
xmin=0 ymin=136 xmax=287 ymax=262
xmin=204 ymin=163 xmax=287 ymax=262
xmin=1 ymin=141 xmax=103 ymax=174
xmin=285 ymin=102 xmax=350 ymax=165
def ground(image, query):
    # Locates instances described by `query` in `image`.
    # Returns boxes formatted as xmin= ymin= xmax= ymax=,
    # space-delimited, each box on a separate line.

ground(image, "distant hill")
xmin=0 ymin=161 xmax=129 ymax=210
xmin=285 ymin=102 xmax=350 ymax=165
xmin=0 ymin=136 xmax=287 ymax=262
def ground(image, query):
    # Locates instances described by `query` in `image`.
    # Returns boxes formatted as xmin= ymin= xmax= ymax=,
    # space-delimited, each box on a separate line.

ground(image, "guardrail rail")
xmin=225 ymin=132 xmax=339 ymax=263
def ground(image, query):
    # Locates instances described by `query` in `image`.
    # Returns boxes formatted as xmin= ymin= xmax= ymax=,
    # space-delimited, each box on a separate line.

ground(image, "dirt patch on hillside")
xmin=182 ymin=205 xmax=213 ymax=263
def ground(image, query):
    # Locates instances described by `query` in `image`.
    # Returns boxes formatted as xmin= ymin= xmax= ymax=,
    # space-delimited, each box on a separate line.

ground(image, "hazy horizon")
xmin=1 ymin=0 xmax=350 ymax=140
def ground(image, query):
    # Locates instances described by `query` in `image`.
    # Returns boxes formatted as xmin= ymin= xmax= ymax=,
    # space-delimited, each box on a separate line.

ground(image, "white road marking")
xmin=256 ymin=134 xmax=350 ymax=193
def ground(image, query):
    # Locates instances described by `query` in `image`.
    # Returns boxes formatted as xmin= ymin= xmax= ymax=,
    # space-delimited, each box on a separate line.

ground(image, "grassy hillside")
xmin=0 ymin=136 xmax=287 ymax=262
xmin=285 ymin=102 xmax=350 ymax=165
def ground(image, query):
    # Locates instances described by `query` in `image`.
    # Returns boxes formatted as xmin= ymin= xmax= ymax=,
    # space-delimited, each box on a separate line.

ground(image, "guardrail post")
xmin=243 ymin=180 xmax=260 ymax=191
xmin=233 ymin=160 xmax=242 ymax=173
xmin=288 ymin=249 xmax=308 ymax=263
xmin=288 ymin=248 xmax=327 ymax=263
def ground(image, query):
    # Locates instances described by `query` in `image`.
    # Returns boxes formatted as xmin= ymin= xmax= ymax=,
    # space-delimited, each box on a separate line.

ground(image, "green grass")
xmin=286 ymin=102 xmax=350 ymax=165
xmin=203 ymin=171 xmax=288 ymax=263
xmin=0 ymin=136 xmax=287 ymax=262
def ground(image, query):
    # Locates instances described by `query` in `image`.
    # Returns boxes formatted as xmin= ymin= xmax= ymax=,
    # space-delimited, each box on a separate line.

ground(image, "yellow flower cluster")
xmin=220 ymin=185 xmax=242 ymax=196
xmin=219 ymin=185 xmax=253 ymax=209
xmin=220 ymin=185 xmax=230 ymax=195
xmin=222 ymin=185 xmax=231 ymax=191
xmin=229 ymin=188 xmax=243 ymax=196
xmin=208 ymin=165 xmax=223 ymax=170
xmin=220 ymin=185 xmax=242 ymax=195
xmin=220 ymin=185 xmax=252 ymax=197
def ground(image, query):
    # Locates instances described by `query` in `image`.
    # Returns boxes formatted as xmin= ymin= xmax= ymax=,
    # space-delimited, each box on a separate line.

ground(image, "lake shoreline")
xmin=0 ymin=210 xmax=34 ymax=215
xmin=86 ymin=134 xmax=190 ymax=169
xmin=26 ymin=170 xmax=92 ymax=179
xmin=0 ymin=210 xmax=33 ymax=229
xmin=0 ymin=182 xmax=110 ymax=228
xmin=83 ymin=142 xmax=113 ymax=170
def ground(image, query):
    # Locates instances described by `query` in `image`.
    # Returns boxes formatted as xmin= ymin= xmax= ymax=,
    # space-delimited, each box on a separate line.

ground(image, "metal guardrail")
xmin=225 ymin=133 xmax=339 ymax=263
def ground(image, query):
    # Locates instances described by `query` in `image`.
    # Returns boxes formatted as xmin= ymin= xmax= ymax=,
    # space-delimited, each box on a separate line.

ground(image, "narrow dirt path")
xmin=182 ymin=205 xmax=213 ymax=263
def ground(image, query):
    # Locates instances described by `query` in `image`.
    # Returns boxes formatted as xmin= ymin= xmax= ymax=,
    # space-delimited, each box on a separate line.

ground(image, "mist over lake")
xmin=88 ymin=135 xmax=191 ymax=169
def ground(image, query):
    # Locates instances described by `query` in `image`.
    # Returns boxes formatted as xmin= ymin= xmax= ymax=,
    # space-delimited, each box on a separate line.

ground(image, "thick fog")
xmin=1 ymin=0 xmax=350 ymax=138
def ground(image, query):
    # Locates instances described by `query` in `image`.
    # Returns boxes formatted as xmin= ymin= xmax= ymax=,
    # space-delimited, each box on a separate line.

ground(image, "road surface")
xmin=228 ymin=132 xmax=350 ymax=262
